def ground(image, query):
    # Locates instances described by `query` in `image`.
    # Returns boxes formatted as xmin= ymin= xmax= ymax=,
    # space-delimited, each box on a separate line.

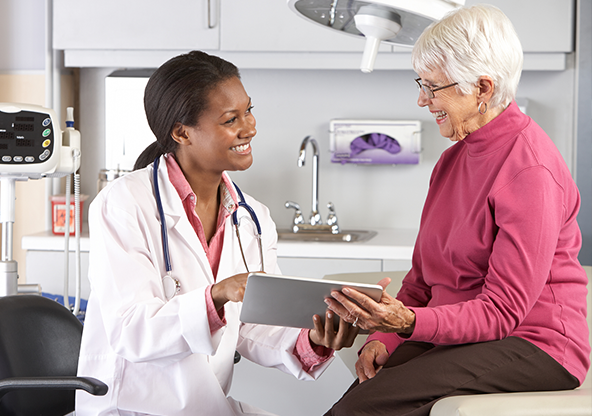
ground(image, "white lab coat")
xmin=76 ymin=156 xmax=333 ymax=416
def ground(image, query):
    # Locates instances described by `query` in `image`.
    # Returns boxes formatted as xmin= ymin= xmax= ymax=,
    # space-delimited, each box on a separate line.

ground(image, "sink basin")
xmin=277 ymin=229 xmax=377 ymax=243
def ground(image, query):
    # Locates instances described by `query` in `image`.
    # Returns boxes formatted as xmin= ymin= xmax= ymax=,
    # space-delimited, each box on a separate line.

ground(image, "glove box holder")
xmin=330 ymin=119 xmax=421 ymax=165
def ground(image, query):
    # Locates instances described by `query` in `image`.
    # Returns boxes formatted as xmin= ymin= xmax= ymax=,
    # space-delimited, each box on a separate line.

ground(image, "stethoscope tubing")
xmin=153 ymin=157 xmax=173 ymax=274
xmin=153 ymin=157 xmax=264 ymax=299
xmin=232 ymin=182 xmax=264 ymax=273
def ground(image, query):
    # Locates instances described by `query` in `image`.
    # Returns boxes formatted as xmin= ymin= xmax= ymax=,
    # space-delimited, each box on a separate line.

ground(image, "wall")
xmin=575 ymin=0 xmax=592 ymax=265
xmin=78 ymin=66 xmax=577 ymax=234
xmin=2 ymin=0 xmax=590 ymax=285
xmin=0 ymin=0 xmax=46 ymax=283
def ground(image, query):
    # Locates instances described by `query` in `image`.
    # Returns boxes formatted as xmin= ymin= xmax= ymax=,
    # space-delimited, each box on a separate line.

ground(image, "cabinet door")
xmin=466 ymin=0 xmax=574 ymax=52
xmin=220 ymin=0 xmax=391 ymax=52
xmin=53 ymin=0 xmax=219 ymax=50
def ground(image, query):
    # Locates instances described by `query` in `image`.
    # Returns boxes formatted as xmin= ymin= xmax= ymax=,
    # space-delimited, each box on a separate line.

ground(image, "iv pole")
xmin=0 ymin=177 xmax=23 ymax=296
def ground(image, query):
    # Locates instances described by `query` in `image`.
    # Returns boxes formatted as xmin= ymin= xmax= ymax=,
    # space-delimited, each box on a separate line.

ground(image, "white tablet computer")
xmin=239 ymin=273 xmax=383 ymax=330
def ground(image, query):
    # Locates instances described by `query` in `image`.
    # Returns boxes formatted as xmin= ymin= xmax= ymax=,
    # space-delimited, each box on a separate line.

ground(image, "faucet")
xmin=284 ymin=201 xmax=304 ymax=233
xmin=298 ymin=136 xmax=322 ymax=226
xmin=285 ymin=136 xmax=340 ymax=234
xmin=326 ymin=202 xmax=340 ymax=234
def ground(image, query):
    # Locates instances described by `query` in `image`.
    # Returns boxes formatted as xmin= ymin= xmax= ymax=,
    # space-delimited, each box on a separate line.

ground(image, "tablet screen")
xmin=239 ymin=273 xmax=383 ymax=330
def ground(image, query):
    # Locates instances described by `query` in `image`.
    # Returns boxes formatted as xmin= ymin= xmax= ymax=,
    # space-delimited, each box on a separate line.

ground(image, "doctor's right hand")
xmin=211 ymin=273 xmax=249 ymax=311
xmin=355 ymin=340 xmax=389 ymax=383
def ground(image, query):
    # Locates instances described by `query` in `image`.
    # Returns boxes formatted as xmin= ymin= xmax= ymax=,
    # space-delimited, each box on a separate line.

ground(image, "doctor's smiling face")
xmin=172 ymin=76 xmax=257 ymax=177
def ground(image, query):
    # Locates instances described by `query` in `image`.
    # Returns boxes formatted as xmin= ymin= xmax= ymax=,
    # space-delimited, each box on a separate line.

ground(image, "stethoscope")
xmin=153 ymin=157 xmax=264 ymax=300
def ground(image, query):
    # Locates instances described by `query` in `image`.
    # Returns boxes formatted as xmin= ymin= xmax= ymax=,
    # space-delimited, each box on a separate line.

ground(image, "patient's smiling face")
xmin=416 ymin=68 xmax=481 ymax=142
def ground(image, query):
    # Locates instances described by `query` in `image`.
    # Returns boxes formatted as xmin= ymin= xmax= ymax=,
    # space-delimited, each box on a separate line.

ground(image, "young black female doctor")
xmin=76 ymin=51 xmax=358 ymax=416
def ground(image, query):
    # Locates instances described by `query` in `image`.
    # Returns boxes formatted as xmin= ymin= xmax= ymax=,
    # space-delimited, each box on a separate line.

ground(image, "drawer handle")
xmin=208 ymin=0 xmax=218 ymax=29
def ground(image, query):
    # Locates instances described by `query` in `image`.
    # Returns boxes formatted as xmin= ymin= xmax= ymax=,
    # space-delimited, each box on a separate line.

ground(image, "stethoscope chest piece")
xmin=162 ymin=272 xmax=181 ymax=301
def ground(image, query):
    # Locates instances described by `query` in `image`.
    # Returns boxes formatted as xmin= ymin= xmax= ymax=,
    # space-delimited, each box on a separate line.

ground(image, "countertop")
xmin=22 ymin=229 xmax=91 ymax=252
xmin=22 ymin=228 xmax=418 ymax=260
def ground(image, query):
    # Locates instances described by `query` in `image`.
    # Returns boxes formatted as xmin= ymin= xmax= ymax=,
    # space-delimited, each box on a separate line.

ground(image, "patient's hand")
xmin=325 ymin=277 xmax=416 ymax=336
xmin=356 ymin=340 xmax=389 ymax=382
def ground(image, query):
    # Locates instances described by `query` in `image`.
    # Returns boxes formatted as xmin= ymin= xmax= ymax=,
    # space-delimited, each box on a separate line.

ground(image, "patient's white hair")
xmin=412 ymin=4 xmax=523 ymax=109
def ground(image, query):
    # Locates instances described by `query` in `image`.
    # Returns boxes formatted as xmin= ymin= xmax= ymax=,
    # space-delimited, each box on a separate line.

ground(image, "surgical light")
xmin=287 ymin=0 xmax=466 ymax=73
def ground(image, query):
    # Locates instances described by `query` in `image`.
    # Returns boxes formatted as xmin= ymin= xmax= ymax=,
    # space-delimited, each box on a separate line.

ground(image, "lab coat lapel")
xmin=155 ymin=157 xmax=215 ymax=284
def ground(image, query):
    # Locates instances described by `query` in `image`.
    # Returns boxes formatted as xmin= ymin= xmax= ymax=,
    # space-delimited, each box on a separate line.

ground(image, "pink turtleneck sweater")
xmin=368 ymin=101 xmax=590 ymax=384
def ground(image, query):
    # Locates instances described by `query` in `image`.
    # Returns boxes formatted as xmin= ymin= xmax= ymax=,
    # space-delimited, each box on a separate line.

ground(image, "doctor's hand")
xmin=211 ymin=273 xmax=249 ymax=311
xmin=308 ymin=309 xmax=359 ymax=351
xmin=356 ymin=340 xmax=389 ymax=382
xmin=324 ymin=277 xmax=416 ymax=335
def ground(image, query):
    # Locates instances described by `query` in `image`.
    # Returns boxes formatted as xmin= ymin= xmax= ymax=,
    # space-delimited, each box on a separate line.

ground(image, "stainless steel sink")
xmin=277 ymin=229 xmax=377 ymax=243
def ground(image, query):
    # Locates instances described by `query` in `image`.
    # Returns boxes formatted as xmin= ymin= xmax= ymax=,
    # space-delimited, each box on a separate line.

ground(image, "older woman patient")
xmin=324 ymin=5 xmax=590 ymax=416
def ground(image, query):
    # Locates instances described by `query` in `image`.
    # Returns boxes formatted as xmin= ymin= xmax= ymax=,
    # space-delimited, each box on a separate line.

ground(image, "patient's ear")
xmin=477 ymin=76 xmax=495 ymax=102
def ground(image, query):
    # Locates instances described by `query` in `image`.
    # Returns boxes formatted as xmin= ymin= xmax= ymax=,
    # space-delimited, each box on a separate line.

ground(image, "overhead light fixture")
xmin=287 ymin=0 xmax=465 ymax=73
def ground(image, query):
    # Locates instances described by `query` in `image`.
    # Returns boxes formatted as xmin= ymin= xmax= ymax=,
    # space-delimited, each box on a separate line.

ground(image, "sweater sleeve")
xmin=407 ymin=166 xmax=565 ymax=345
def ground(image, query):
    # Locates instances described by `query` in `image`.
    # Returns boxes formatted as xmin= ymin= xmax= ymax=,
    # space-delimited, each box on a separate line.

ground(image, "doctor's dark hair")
xmin=134 ymin=51 xmax=240 ymax=170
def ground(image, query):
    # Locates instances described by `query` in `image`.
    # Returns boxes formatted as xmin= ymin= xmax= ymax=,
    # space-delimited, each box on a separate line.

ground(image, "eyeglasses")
xmin=415 ymin=78 xmax=458 ymax=99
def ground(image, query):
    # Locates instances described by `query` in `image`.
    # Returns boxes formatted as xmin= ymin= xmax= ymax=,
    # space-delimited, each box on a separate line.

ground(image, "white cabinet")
xmin=222 ymin=0 xmax=574 ymax=54
xmin=466 ymin=0 xmax=574 ymax=52
xmin=277 ymin=257 xmax=412 ymax=278
xmin=53 ymin=1 xmax=575 ymax=70
xmin=53 ymin=0 xmax=219 ymax=51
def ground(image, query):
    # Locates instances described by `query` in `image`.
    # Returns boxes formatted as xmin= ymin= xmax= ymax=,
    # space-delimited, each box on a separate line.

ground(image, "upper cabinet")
xmin=221 ymin=0 xmax=574 ymax=53
xmin=53 ymin=0 xmax=574 ymax=70
xmin=53 ymin=0 xmax=219 ymax=51
xmin=465 ymin=0 xmax=573 ymax=53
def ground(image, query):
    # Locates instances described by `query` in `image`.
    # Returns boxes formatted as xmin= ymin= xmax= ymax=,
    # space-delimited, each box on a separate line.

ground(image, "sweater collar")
xmin=462 ymin=101 xmax=529 ymax=156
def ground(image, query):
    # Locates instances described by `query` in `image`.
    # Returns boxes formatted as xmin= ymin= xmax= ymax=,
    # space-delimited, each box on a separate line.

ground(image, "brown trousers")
xmin=324 ymin=337 xmax=579 ymax=416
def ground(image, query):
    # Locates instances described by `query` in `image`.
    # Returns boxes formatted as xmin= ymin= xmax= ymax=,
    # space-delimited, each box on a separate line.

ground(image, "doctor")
xmin=76 ymin=50 xmax=358 ymax=416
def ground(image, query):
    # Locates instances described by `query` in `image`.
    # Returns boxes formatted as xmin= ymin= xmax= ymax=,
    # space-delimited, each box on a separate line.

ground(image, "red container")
xmin=51 ymin=194 xmax=88 ymax=235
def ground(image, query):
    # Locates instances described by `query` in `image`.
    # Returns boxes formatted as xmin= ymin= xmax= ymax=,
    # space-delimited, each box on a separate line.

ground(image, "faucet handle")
xmin=326 ymin=202 xmax=339 ymax=234
xmin=285 ymin=201 xmax=304 ymax=231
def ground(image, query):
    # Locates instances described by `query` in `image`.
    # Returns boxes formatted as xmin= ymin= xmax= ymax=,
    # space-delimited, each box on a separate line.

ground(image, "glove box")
xmin=330 ymin=119 xmax=421 ymax=165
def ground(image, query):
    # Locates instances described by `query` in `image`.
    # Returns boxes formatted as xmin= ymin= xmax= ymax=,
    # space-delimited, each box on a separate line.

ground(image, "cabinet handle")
xmin=208 ymin=0 xmax=218 ymax=29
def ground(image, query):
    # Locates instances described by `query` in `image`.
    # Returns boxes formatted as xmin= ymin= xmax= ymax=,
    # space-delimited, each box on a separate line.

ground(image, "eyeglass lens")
xmin=415 ymin=78 xmax=434 ymax=99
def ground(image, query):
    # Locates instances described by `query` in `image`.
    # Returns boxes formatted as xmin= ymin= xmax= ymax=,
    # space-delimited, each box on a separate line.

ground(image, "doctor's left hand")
xmin=308 ymin=309 xmax=359 ymax=351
